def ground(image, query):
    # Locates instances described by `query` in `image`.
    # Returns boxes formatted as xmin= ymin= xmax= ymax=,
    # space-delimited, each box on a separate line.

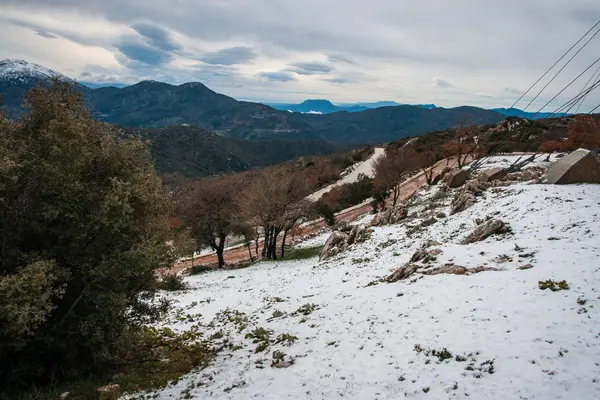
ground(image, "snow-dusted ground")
xmin=136 ymin=158 xmax=600 ymax=400
xmin=308 ymin=148 xmax=385 ymax=201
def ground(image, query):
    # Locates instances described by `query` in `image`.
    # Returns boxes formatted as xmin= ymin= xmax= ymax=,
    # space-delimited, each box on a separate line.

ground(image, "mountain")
xmin=300 ymin=105 xmax=504 ymax=144
xmin=130 ymin=125 xmax=338 ymax=178
xmin=1 ymin=59 xmax=505 ymax=145
xmin=0 ymin=59 xmax=79 ymax=118
xmin=86 ymin=81 xmax=317 ymax=141
xmin=81 ymin=82 xmax=130 ymax=89
xmin=491 ymin=107 xmax=569 ymax=120
xmin=268 ymin=99 xmax=369 ymax=114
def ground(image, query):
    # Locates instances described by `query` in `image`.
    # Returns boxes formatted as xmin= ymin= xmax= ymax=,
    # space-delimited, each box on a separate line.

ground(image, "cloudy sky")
xmin=1 ymin=0 xmax=599 ymax=111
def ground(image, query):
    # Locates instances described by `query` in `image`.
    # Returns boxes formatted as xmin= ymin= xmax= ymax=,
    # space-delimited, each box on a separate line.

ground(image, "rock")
xmin=450 ymin=192 xmax=476 ymax=215
xmin=410 ymin=249 xmax=427 ymax=263
xmin=544 ymin=148 xmax=600 ymax=184
xmin=421 ymin=217 xmax=437 ymax=227
xmin=503 ymin=166 xmax=544 ymax=182
xmin=410 ymin=247 xmax=442 ymax=263
xmin=273 ymin=361 xmax=294 ymax=368
xmin=461 ymin=219 xmax=510 ymax=244
xmin=423 ymin=240 xmax=441 ymax=248
xmin=370 ymin=203 xmax=407 ymax=226
xmin=422 ymin=264 xmax=500 ymax=276
xmin=59 ymin=392 xmax=70 ymax=399
xmin=386 ymin=263 xmax=421 ymax=283
xmin=478 ymin=167 xmax=507 ymax=183
xmin=319 ymin=231 xmax=349 ymax=261
xmin=450 ymin=180 xmax=489 ymax=215
xmin=518 ymin=264 xmax=534 ymax=270
xmin=97 ymin=384 xmax=121 ymax=400
xmin=444 ymin=169 xmax=468 ymax=188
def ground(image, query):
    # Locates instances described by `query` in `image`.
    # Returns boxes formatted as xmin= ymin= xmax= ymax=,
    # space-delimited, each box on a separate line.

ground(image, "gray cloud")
xmin=35 ymin=29 xmax=56 ymax=39
xmin=322 ymin=77 xmax=356 ymax=84
xmin=200 ymin=46 xmax=257 ymax=65
xmin=80 ymin=71 xmax=92 ymax=77
xmin=131 ymin=22 xmax=180 ymax=51
xmin=327 ymin=54 xmax=355 ymax=64
xmin=504 ymin=87 xmax=523 ymax=95
xmin=116 ymin=35 xmax=172 ymax=66
xmin=432 ymin=77 xmax=455 ymax=89
xmin=258 ymin=71 xmax=297 ymax=82
xmin=287 ymin=61 xmax=333 ymax=75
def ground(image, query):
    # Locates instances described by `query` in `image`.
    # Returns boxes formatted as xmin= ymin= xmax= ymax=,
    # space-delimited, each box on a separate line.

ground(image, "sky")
xmin=1 ymin=0 xmax=599 ymax=111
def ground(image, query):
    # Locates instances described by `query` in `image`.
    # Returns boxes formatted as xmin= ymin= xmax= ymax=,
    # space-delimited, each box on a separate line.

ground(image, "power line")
xmin=589 ymin=103 xmax=600 ymax=114
xmin=531 ymin=55 xmax=600 ymax=119
xmin=574 ymin=64 xmax=600 ymax=113
xmin=548 ymin=78 xmax=600 ymax=117
xmin=509 ymin=19 xmax=600 ymax=111
xmin=521 ymin=24 xmax=600 ymax=112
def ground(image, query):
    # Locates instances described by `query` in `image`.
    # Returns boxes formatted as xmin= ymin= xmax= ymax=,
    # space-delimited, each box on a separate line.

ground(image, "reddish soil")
xmin=167 ymin=157 xmax=461 ymax=275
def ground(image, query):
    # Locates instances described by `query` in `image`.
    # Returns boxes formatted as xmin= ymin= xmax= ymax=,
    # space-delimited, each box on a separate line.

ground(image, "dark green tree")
xmin=0 ymin=82 xmax=175 ymax=386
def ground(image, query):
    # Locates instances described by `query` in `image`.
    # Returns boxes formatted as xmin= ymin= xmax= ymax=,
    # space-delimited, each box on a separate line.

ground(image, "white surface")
xmin=0 ymin=59 xmax=70 ymax=84
xmin=135 ymin=157 xmax=600 ymax=400
xmin=308 ymin=147 xmax=385 ymax=201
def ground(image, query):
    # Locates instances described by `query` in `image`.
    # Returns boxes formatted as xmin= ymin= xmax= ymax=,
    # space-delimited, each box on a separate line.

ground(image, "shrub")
xmin=157 ymin=275 xmax=188 ymax=291
xmin=0 ymin=82 xmax=175 ymax=388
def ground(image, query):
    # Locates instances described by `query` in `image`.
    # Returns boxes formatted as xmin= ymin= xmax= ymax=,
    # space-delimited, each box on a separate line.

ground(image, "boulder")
xmin=370 ymin=203 xmax=407 ymax=226
xmin=319 ymin=231 xmax=349 ymax=261
xmin=444 ymin=169 xmax=468 ymax=188
xmin=386 ymin=263 xmax=421 ymax=283
xmin=478 ymin=167 xmax=507 ymax=183
xmin=502 ymin=166 xmax=544 ymax=183
xmin=450 ymin=180 xmax=489 ymax=215
xmin=461 ymin=219 xmax=510 ymax=244
xmin=544 ymin=148 xmax=600 ymax=184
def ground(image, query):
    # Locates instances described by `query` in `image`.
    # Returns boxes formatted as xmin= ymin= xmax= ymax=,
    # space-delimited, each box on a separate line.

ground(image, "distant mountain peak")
xmin=0 ymin=59 xmax=70 ymax=85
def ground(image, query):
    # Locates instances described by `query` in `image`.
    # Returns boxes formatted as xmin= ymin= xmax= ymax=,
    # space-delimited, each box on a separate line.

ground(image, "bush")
xmin=0 ymin=82 xmax=175 ymax=388
xmin=157 ymin=275 xmax=188 ymax=291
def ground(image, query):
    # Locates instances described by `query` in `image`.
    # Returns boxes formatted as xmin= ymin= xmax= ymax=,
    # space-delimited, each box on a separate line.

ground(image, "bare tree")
xmin=181 ymin=175 xmax=238 ymax=267
xmin=237 ymin=167 xmax=309 ymax=260
xmin=373 ymin=147 xmax=419 ymax=207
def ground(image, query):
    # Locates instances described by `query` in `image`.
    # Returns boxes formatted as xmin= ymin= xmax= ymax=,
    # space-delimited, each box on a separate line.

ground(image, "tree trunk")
xmin=246 ymin=241 xmax=254 ymax=262
xmin=262 ymin=225 xmax=270 ymax=258
xmin=280 ymin=229 xmax=289 ymax=258
xmin=216 ymin=234 xmax=226 ymax=267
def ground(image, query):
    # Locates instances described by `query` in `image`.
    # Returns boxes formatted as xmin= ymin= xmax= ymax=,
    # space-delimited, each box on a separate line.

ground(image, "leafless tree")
xmin=180 ymin=175 xmax=238 ymax=267
xmin=373 ymin=147 xmax=419 ymax=207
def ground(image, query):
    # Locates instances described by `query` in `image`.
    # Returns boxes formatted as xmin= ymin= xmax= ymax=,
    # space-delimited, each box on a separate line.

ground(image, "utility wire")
xmin=521 ymin=25 xmax=600 ymax=112
xmin=589 ymin=103 xmax=600 ymax=114
xmin=574 ymin=64 xmax=600 ymax=113
xmin=548 ymin=78 xmax=600 ymax=117
xmin=508 ymin=19 xmax=600 ymax=110
xmin=531 ymin=56 xmax=600 ymax=119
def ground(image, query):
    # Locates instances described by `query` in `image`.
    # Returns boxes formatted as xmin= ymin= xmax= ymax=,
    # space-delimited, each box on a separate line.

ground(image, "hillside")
xmin=140 ymin=155 xmax=600 ymax=399
xmin=130 ymin=125 xmax=339 ymax=178
xmin=1 ymin=59 xmax=506 ymax=145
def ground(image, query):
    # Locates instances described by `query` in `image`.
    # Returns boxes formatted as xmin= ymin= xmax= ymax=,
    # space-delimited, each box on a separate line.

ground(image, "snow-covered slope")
xmin=0 ymin=59 xmax=70 ymax=85
xmin=135 ymin=158 xmax=600 ymax=399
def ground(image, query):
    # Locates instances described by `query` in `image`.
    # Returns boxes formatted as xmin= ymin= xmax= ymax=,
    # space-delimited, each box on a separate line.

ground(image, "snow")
xmin=132 ymin=157 xmax=600 ymax=400
xmin=0 ymin=59 xmax=70 ymax=84
xmin=308 ymin=147 xmax=386 ymax=201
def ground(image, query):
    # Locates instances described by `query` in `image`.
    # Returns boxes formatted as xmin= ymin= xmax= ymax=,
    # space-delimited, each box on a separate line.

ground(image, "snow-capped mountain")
xmin=0 ymin=59 xmax=71 ymax=86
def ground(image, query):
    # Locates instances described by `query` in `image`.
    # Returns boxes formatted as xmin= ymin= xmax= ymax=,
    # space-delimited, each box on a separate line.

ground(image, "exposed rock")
xmin=410 ymin=247 xmax=442 ymax=263
xmin=59 ymin=392 xmax=70 ymax=399
xmin=410 ymin=249 xmax=428 ymax=263
xmin=273 ymin=361 xmax=294 ymax=368
xmin=421 ymin=216 xmax=437 ymax=228
xmin=478 ymin=167 xmax=507 ymax=183
xmin=370 ymin=203 xmax=408 ymax=226
xmin=97 ymin=384 xmax=121 ymax=400
xmin=320 ymin=226 xmax=371 ymax=260
xmin=423 ymin=240 xmax=442 ymax=248
xmin=545 ymin=148 xmax=600 ymax=184
xmin=444 ymin=169 xmax=469 ymax=188
xmin=319 ymin=231 xmax=349 ymax=261
xmin=450 ymin=180 xmax=489 ymax=215
xmin=422 ymin=264 xmax=501 ymax=276
xmin=450 ymin=192 xmax=476 ymax=215
xmin=433 ymin=166 xmax=453 ymax=184
xmin=461 ymin=219 xmax=510 ymax=244
xmin=386 ymin=262 xmax=499 ymax=282
xmin=386 ymin=263 xmax=421 ymax=283
xmin=502 ymin=166 xmax=544 ymax=182
xmin=518 ymin=264 xmax=534 ymax=270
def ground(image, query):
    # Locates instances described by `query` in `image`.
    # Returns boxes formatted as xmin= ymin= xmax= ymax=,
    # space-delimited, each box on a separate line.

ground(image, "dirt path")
xmin=168 ymin=156 xmax=459 ymax=275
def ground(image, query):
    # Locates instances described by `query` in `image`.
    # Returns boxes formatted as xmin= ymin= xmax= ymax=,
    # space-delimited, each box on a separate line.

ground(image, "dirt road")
xmin=168 ymin=156 xmax=458 ymax=274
